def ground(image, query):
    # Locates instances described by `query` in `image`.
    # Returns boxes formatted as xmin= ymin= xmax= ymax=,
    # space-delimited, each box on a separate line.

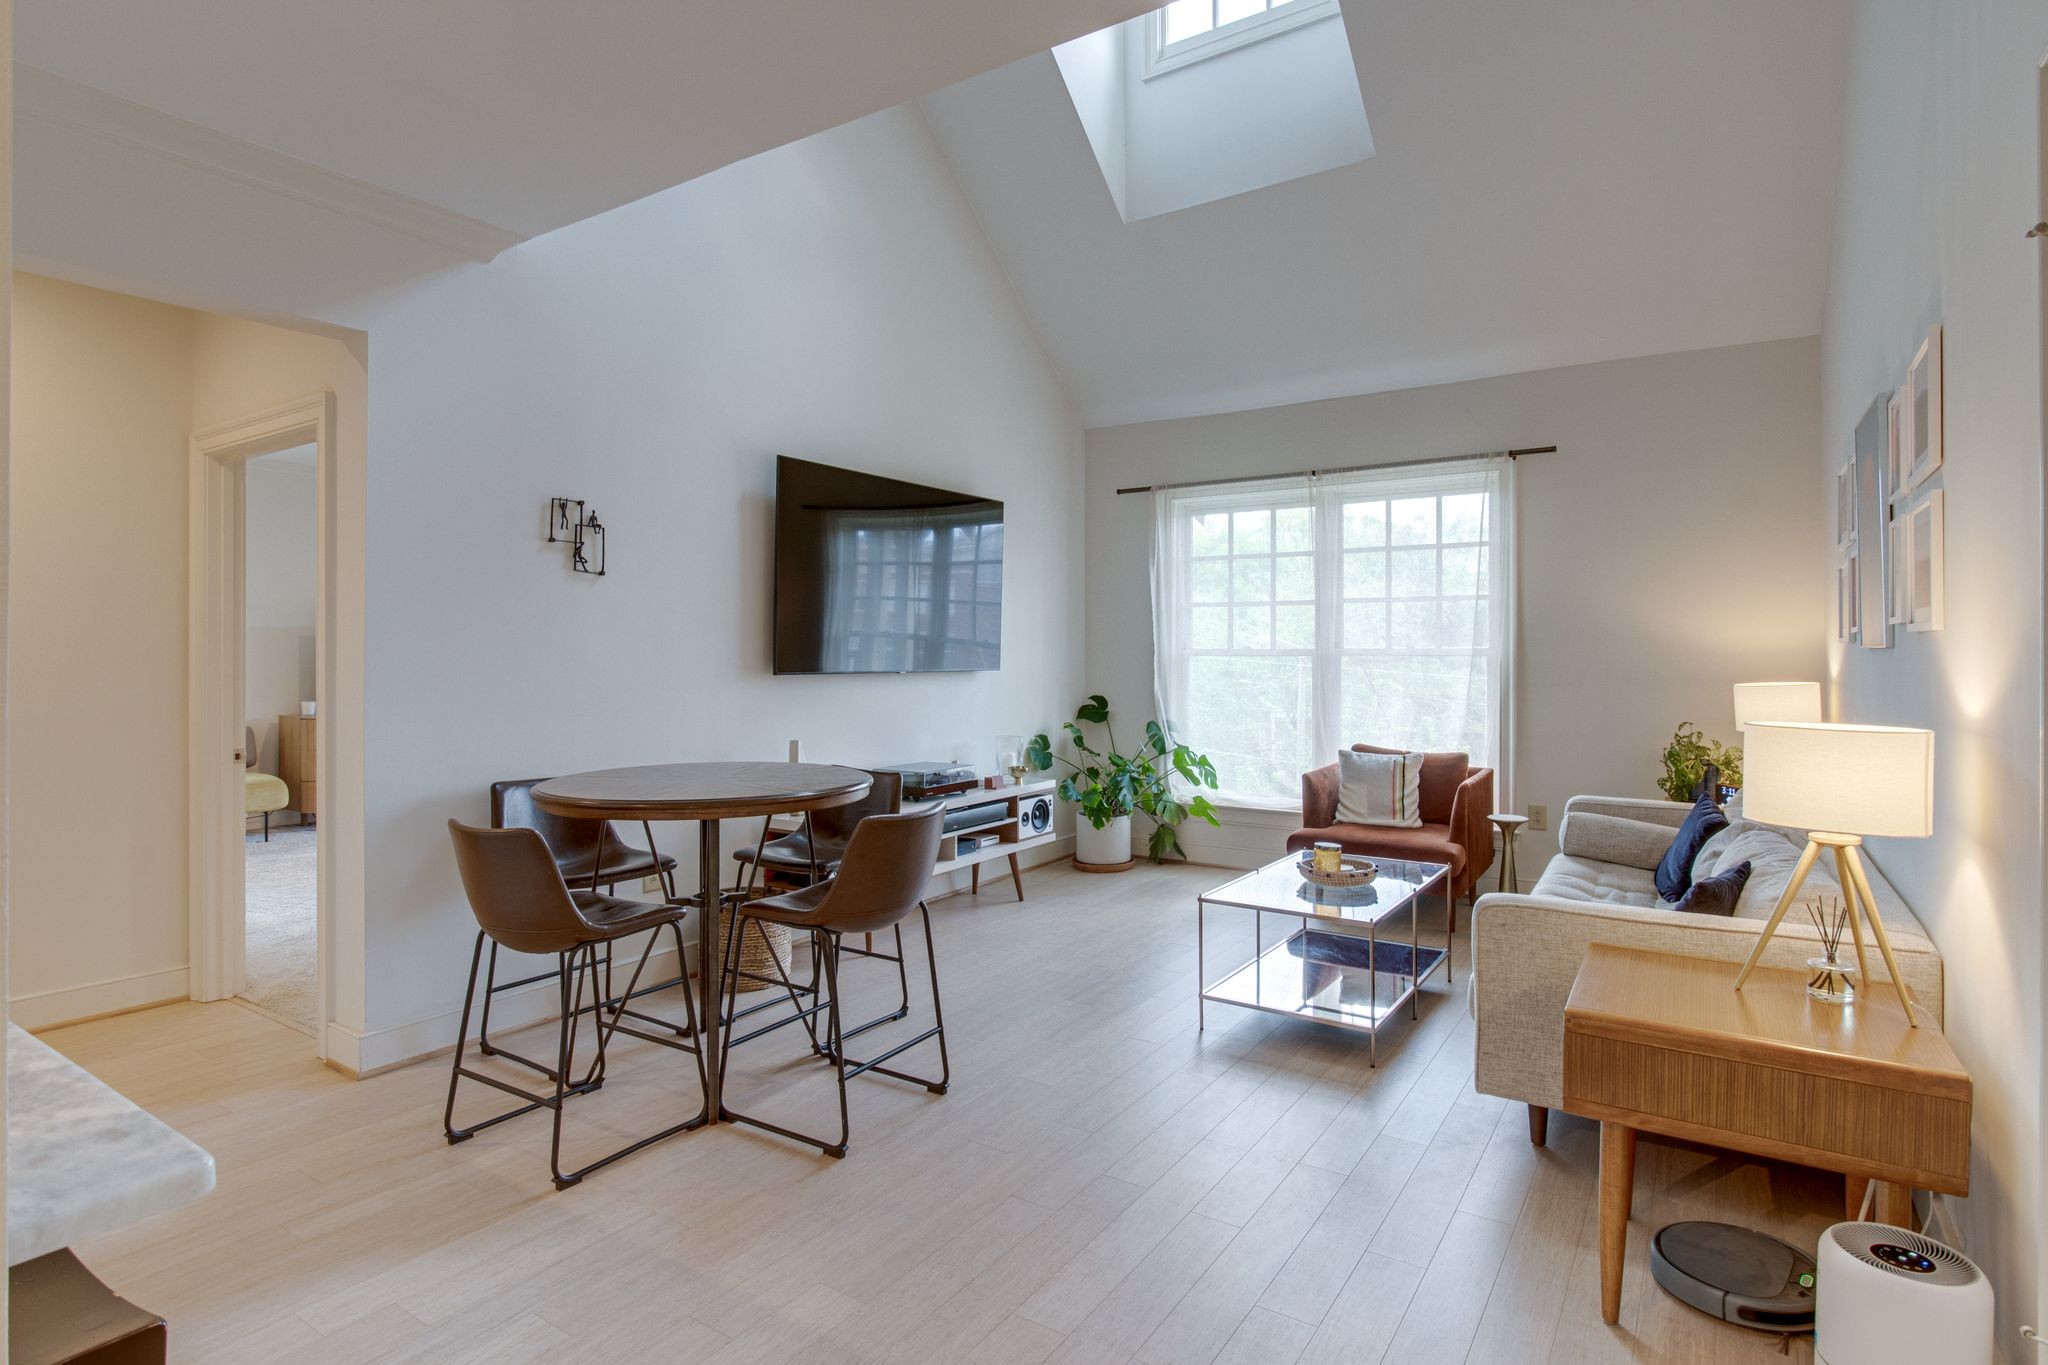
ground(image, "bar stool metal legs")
xmin=715 ymin=902 xmax=950 ymax=1159
xmin=444 ymin=925 xmax=706 ymax=1189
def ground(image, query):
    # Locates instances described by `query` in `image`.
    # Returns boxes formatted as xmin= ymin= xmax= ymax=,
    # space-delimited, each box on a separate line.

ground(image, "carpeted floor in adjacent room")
xmin=243 ymin=823 xmax=316 ymax=1031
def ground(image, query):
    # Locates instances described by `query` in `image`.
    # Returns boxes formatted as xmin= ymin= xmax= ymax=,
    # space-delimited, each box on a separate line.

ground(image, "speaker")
xmin=1023 ymin=795 xmax=1053 ymax=837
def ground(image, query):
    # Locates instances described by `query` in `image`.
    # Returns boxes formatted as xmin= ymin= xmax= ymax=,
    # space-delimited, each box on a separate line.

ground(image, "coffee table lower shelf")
xmin=1201 ymin=929 xmax=1446 ymax=1060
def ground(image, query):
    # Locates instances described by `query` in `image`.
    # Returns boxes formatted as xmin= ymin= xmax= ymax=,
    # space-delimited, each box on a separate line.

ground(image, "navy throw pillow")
xmin=1672 ymin=860 xmax=1750 ymax=916
xmin=1654 ymin=792 xmax=1729 ymax=902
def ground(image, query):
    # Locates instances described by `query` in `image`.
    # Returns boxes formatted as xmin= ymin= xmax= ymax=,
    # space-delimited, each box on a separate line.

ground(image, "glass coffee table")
xmin=1197 ymin=853 xmax=1453 ymax=1064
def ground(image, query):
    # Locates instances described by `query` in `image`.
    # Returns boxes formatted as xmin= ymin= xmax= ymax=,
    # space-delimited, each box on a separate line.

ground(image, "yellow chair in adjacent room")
xmin=244 ymin=725 xmax=289 ymax=841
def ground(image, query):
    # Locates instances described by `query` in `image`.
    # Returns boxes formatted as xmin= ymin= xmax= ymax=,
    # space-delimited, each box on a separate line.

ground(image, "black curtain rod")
xmin=1113 ymin=446 xmax=1558 ymax=496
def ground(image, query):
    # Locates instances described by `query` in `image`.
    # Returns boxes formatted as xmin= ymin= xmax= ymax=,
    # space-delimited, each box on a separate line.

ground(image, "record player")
xmin=876 ymin=761 xmax=981 ymax=800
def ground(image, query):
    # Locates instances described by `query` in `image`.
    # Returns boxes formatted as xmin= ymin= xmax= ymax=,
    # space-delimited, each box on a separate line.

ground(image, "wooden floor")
xmin=49 ymin=861 xmax=1839 ymax=1364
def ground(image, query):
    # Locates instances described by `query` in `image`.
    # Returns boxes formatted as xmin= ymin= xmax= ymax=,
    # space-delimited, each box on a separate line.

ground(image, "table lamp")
xmin=1732 ymin=720 xmax=1933 ymax=1024
xmin=1731 ymin=681 xmax=1822 ymax=731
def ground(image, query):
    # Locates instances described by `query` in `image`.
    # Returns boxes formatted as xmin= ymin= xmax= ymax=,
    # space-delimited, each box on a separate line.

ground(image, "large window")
xmin=1151 ymin=459 xmax=1514 ymax=808
xmin=1149 ymin=0 xmax=1342 ymax=76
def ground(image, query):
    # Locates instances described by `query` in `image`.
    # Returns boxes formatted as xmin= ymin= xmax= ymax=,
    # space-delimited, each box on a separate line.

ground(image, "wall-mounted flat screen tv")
xmin=772 ymin=456 xmax=1003 ymax=674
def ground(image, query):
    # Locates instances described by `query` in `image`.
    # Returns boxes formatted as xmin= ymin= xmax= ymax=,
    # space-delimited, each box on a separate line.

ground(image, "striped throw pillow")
xmin=1334 ymin=750 xmax=1425 ymax=828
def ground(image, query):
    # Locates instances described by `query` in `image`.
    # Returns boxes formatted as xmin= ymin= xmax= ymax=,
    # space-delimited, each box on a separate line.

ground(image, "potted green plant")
xmin=1027 ymin=695 xmax=1222 ymax=867
xmin=1657 ymin=722 xmax=1744 ymax=803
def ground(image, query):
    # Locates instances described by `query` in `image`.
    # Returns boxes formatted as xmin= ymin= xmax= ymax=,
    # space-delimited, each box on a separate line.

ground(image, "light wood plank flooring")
xmin=46 ymin=861 xmax=1839 ymax=1363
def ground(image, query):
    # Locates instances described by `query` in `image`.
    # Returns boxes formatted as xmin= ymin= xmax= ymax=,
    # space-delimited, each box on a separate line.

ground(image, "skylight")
xmin=1151 ymin=0 xmax=1342 ymax=76
xmin=1052 ymin=0 xmax=1370 ymax=222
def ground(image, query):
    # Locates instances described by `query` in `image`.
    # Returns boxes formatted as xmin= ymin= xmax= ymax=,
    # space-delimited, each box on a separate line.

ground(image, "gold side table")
xmin=1487 ymin=813 xmax=1529 ymax=894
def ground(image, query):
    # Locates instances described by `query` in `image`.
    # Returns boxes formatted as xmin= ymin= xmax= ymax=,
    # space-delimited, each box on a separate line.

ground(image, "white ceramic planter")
xmin=1075 ymin=813 xmax=1133 ymax=869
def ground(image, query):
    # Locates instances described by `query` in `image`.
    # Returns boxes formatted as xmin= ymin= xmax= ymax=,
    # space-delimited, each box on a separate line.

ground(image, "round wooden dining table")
xmin=531 ymin=761 xmax=870 ymax=1124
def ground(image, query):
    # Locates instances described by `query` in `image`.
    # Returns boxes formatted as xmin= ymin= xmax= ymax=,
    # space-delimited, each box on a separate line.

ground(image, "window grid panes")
xmin=1158 ymin=0 xmax=1315 ymax=51
xmin=1183 ymin=499 xmax=1319 ymax=800
xmin=1157 ymin=469 xmax=1507 ymax=808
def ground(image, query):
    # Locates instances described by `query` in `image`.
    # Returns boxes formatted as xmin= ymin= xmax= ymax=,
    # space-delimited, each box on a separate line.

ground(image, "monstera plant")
xmin=1028 ymin=694 xmax=1221 ymax=864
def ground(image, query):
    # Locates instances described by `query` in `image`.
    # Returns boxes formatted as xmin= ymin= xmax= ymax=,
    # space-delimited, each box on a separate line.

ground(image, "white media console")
xmin=765 ymin=777 xmax=1058 ymax=900
xmin=927 ymin=778 xmax=1058 ymax=897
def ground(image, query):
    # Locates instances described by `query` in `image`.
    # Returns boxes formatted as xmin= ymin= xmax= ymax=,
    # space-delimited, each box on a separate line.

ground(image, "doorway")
xmin=240 ymin=443 xmax=319 ymax=1030
xmin=189 ymin=394 xmax=337 ymax=1055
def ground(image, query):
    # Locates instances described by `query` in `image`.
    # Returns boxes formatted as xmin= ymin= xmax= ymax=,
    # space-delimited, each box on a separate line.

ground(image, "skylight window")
xmin=1150 ymin=0 xmax=1341 ymax=77
xmin=1052 ymin=0 xmax=1370 ymax=221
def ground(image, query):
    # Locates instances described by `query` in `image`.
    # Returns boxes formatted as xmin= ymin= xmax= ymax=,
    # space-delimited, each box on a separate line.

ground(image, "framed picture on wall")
xmin=1836 ymin=463 xmax=1854 ymax=549
xmin=1904 ymin=488 xmax=1944 ymax=631
xmin=1904 ymin=324 xmax=1943 ymax=490
xmin=1843 ymin=552 xmax=1859 ymax=642
xmin=1853 ymin=392 xmax=1891 ymax=649
xmin=1888 ymin=513 xmax=1910 ymax=625
xmin=1886 ymin=386 xmax=1906 ymax=503
xmin=1837 ymin=548 xmax=1859 ymax=642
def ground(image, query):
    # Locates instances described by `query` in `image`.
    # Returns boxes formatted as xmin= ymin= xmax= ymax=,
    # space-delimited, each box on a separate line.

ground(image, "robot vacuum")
xmin=1649 ymin=1222 xmax=1816 ymax=1333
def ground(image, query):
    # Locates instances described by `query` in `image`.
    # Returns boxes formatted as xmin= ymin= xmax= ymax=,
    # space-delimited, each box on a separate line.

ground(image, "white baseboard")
xmin=342 ymin=941 xmax=689 ymax=1077
xmin=1172 ymin=806 xmax=1296 ymax=871
xmin=12 ymin=966 xmax=191 ymax=1031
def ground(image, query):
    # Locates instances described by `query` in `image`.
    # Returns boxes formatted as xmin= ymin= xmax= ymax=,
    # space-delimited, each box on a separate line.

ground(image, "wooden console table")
xmin=1562 ymin=944 xmax=1969 ymax=1325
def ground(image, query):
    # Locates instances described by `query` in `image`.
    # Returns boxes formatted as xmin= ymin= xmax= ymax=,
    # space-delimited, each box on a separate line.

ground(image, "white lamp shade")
xmin=1741 ymin=721 xmax=1934 ymax=838
xmin=1732 ymin=681 xmax=1822 ymax=730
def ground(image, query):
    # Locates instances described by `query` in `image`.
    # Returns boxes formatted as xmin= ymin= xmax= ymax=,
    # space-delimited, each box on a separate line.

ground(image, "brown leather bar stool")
xmin=478 ymin=778 xmax=687 ymax=1057
xmin=732 ymin=769 xmax=903 ymax=892
xmin=717 ymin=805 xmax=949 ymax=1158
xmin=494 ymin=779 xmax=678 ymax=891
xmin=728 ymin=769 xmax=913 ymax=1041
xmin=444 ymin=820 xmax=705 ymax=1188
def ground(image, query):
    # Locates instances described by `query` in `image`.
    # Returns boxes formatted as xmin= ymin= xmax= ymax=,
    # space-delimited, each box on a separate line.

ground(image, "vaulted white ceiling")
xmin=15 ymin=0 xmax=1155 ymax=241
xmin=16 ymin=0 xmax=1850 ymax=430
xmin=921 ymin=0 xmax=1851 ymax=427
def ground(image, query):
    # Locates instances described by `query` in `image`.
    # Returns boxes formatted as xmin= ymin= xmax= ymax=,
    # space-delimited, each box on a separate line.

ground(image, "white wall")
xmin=189 ymin=311 xmax=370 ymax=1044
xmin=1820 ymin=1 xmax=2047 ymax=1348
xmin=346 ymin=106 xmax=1084 ymax=1068
xmin=1085 ymin=338 xmax=1826 ymax=871
xmin=244 ymin=451 xmax=316 ymax=777
xmin=1052 ymin=24 xmax=1129 ymax=218
xmin=8 ymin=274 xmax=368 ymax=1034
xmin=9 ymin=273 xmax=196 ymax=1023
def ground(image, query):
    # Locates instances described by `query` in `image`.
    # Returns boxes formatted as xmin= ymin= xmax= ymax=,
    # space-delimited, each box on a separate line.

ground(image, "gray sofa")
xmin=1469 ymin=793 xmax=1944 ymax=1142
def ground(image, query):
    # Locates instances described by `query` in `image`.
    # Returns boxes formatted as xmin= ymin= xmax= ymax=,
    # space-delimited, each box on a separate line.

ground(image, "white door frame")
xmin=188 ymin=392 xmax=336 ymax=1057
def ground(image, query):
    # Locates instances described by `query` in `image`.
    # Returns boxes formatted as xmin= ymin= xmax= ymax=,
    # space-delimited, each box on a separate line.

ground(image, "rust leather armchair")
xmin=1287 ymin=744 xmax=1496 ymax=931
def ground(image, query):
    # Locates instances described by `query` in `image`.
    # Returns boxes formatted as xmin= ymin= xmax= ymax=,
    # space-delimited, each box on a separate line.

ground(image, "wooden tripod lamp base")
xmin=1732 ymin=832 xmax=1919 ymax=1025
xmin=1733 ymin=719 xmax=1936 ymax=1026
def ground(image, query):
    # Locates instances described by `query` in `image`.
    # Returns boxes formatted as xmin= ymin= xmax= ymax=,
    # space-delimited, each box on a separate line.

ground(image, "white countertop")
xmin=6 ymin=1023 xmax=216 ymax=1265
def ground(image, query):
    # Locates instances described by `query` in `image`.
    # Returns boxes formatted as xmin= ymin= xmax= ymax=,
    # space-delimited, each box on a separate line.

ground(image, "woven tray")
xmin=1296 ymin=853 xmax=1377 ymax=888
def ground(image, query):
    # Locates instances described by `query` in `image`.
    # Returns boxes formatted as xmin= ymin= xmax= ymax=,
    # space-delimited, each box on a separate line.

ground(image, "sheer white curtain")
xmin=1151 ymin=456 xmax=1515 ymax=808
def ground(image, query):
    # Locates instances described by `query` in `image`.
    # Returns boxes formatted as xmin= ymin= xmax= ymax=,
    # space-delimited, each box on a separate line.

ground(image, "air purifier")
xmin=1815 ymin=1222 xmax=1992 ymax=1364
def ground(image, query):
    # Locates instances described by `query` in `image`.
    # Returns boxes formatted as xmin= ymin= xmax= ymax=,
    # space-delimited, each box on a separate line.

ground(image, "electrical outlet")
xmin=642 ymin=874 xmax=664 ymax=893
xmin=1527 ymin=804 xmax=1548 ymax=832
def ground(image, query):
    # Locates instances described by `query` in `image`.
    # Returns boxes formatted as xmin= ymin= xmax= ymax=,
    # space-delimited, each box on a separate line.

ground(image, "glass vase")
xmin=995 ymin=734 xmax=1027 ymax=786
xmin=1806 ymin=954 xmax=1856 ymax=1005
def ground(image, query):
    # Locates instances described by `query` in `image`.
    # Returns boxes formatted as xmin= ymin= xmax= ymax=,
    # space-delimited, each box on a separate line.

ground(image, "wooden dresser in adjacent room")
xmin=277 ymin=713 xmax=317 ymax=826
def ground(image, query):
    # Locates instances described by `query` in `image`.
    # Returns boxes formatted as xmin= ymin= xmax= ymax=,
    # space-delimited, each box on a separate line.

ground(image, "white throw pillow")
xmin=1334 ymin=749 xmax=1425 ymax=828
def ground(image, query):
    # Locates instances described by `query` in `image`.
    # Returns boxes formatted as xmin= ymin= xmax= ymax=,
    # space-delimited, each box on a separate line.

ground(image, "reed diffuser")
xmin=1802 ymin=895 xmax=1857 ymax=1004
